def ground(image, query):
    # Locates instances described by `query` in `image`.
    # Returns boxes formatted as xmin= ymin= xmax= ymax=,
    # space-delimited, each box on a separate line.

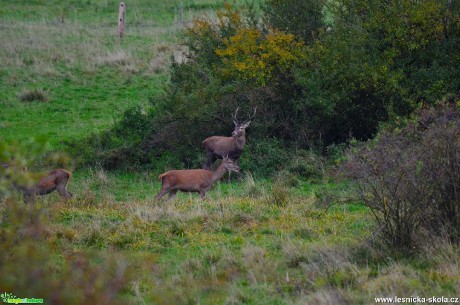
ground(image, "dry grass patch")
xmin=18 ymin=88 xmax=48 ymax=102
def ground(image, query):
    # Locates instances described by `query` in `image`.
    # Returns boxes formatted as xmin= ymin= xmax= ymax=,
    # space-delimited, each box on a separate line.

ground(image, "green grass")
xmin=2 ymin=180 xmax=459 ymax=304
xmin=0 ymin=0 xmax=240 ymax=147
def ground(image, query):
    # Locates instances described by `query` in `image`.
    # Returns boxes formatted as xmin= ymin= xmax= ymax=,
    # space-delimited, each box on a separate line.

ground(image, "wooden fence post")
xmin=180 ymin=0 xmax=183 ymax=24
xmin=118 ymin=2 xmax=125 ymax=38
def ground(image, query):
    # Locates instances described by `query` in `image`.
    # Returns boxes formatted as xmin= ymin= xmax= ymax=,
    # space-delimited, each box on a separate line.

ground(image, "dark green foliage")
xmin=66 ymin=106 xmax=154 ymax=169
xmin=263 ymin=0 xmax=326 ymax=43
xmin=293 ymin=0 xmax=460 ymax=144
xmin=73 ymin=0 xmax=460 ymax=177
xmin=345 ymin=102 xmax=460 ymax=249
xmin=239 ymin=138 xmax=289 ymax=176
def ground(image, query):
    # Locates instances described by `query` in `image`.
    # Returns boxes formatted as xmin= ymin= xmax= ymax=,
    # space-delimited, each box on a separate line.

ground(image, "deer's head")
xmin=222 ymin=156 xmax=240 ymax=173
xmin=231 ymin=107 xmax=257 ymax=138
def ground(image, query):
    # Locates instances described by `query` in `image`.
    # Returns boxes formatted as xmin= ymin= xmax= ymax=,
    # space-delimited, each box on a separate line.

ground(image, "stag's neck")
xmin=211 ymin=162 xmax=228 ymax=184
xmin=233 ymin=134 xmax=246 ymax=150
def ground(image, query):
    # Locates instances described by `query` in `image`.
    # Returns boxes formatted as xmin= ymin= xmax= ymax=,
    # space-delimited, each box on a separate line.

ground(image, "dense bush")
xmin=69 ymin=0 xmax=460 ymax=175
xmin=263 ymin=0 xmax=327 ymax=43
xmin=345 ymin=102 xmax=460 ymax=249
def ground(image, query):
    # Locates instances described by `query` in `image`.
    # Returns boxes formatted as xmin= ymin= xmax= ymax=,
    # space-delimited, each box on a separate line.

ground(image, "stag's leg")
xmin=204 ymin=151 xmax=216 ymax=170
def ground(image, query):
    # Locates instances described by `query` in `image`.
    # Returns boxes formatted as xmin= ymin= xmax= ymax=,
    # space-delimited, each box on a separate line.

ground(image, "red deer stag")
xmin=155 ymin=156 xmax=240 ymax=202
xmin=1 ymin=163 xmax=73 ymax=202
xmin=203 ymin=107 xmax=256 ymax=179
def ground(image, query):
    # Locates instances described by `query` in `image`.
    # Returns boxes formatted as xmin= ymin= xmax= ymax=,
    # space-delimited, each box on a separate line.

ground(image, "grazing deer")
xmin=1 ymin=164 xmax=73 ymax=202
xmin=203 ymin=107 xmax=256 ymax=179
xmin=155 ymin=157 xmax=240 ymax=202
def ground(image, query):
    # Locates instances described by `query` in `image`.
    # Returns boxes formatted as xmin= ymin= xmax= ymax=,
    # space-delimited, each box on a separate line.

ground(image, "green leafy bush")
xmin=70 ymin=0 xmax=459 ymax=177
xmin=263 ymin=0 xmax=326 ymax=43
xmin=66 ymin=106 xmax=154 ymax=169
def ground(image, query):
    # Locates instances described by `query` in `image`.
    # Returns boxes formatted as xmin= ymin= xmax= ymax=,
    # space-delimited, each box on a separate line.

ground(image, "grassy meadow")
xmin=1 ymin=1 xmax=459 ymax=304
xmin=0 ymin=0 xmax=232 ymax=146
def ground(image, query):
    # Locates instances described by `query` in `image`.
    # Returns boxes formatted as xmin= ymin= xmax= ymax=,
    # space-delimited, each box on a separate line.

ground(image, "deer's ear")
xmin=242 ymin=121 xmax=251 ymax=128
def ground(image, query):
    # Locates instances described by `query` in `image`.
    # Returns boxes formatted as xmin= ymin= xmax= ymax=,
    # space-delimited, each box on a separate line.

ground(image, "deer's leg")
xmin=234 ymin=158 xmax=242 ymax=181
xmin=199 ymin=190 xmax=207 ymax=200
xmin=24 ymin=194 xmax=35 ymax=204
xmin=227 ymin=158 xmax=239 ymax=182
xmin=165 ymin=190 xmax=178 ymax=202
xmin=204 ymin=151 xmax=216 ymax=170
xmin=57 ymin=183 xmax=73 ymax=198
xmin=154 ymin=188 xmax=168 ymax=201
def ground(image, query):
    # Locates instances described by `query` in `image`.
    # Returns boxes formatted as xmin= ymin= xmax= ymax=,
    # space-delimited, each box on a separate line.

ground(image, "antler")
xmin=243 ymin=106 xmax=257 ymax=125
xmin=232 ymin=107 xmax=240 ymax=126
xmin=248 ymin=106 xmax=257 ymax=121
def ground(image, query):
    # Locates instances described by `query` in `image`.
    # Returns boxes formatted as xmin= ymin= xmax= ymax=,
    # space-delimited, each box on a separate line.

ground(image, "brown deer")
xmin=155 ymin=156 xmax=240 ymax=202
xmin=203 ymin=107 xmax=256 ymax=179
xmin=1 ymin=164 xmax=73 ymax=202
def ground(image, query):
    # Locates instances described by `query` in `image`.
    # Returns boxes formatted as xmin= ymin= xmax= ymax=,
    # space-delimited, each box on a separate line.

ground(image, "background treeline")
xmin=67 ymin=0 xmax=460 ymax=176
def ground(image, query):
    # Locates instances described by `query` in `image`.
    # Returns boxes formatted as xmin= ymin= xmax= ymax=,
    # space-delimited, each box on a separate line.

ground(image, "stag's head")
xmin=231 ymin=107 xmax=257 ymax=137
xmin=222 ymin=156 xmax=240 ymax=173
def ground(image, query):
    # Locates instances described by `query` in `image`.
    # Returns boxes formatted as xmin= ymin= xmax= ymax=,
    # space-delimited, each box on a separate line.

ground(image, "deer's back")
xmin=36 ymin=169 xmax=71 ymax=189
xmin=161 ymin=169 xmax=212 ymax=191
xmin=203 ymin=136 xmax=237 ymax=154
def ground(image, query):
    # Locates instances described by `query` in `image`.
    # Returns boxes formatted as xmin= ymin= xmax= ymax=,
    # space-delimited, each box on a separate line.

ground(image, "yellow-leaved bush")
xmin=215 ymin=28 xmax=306 ymax=86
xmin=186 ymin=3 xmax=305 ymax=87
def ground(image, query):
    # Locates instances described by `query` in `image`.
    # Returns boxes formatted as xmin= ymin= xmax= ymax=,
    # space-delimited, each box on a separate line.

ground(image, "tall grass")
xmin=1 ymin=180 xmax=458 ymax=304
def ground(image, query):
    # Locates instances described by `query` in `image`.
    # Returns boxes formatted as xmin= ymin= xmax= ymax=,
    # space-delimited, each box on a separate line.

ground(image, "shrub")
xmin=242 ymin=172 xmax=265 ymax=198
xmin=65 ymin=106 xmax=154 ymax=169
xmin=263 ymin=0 xmax=326 ymax=44
xmin=270 ymin=178 xmax=291 ymax=206
xmin=286 ymin=149 xmax=326 ymax=181
xmin=345 ymin=102 xmax=460 ymax=250
xmin=18 ymin=88 xmax=48 ymax=102
xmin=239 ymin=138 xmax=290 ymax=176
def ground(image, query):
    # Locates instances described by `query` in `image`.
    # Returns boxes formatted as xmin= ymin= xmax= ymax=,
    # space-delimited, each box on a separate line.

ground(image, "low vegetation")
xmin=2 ymin=171 xmax=459 ymax=304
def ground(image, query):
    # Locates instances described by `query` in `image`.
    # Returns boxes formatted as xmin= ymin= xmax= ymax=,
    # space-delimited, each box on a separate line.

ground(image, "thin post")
xmin=180 ymin=0 xmax=183 ymax=24
xmin=118 ymin=2 xmax=125 ymax=38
